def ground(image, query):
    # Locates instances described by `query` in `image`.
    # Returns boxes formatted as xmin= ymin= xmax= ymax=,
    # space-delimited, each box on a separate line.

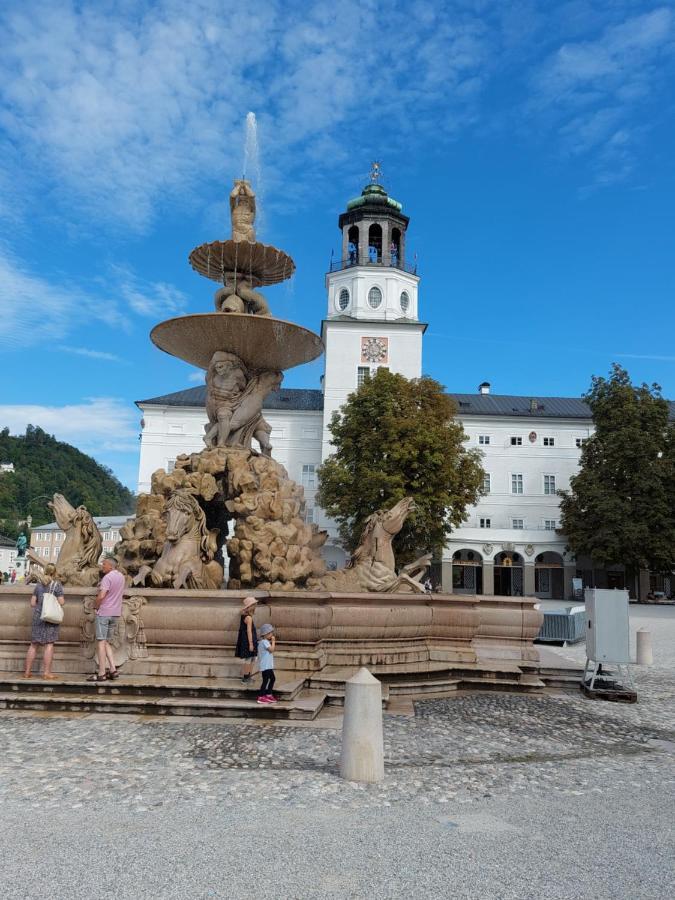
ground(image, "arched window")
xmin=368 ymin=286 xmax=382 ymax=309
xmin=337 ymin=288 xmax=350 ymax=311
xmin=400 ymin=290 xmax=410 ymax=313
xmin=368 ymin=224 xmax=382 ymax=262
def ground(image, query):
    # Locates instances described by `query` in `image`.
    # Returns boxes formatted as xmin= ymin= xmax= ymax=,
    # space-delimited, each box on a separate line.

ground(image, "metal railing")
xmin=328 ymin=257 xmax=418 ymax=276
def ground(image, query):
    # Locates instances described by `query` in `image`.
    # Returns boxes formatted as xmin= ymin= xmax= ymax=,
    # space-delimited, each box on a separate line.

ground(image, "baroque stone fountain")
xmin=117 ymin=178 xmax=332 ymax=592
xmin=0 ymin=167 xmax=545 ymax=703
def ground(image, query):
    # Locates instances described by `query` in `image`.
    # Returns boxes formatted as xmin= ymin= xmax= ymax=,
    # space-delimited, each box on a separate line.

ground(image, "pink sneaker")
xmin=265 ymin=694 xmax=278 ymax=703
xmin=257 ymin=696 xmax=272 ymax=704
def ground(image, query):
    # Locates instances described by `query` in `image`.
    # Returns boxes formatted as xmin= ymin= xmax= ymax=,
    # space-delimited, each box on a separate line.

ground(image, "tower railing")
xmin=328 ymin=257 xmax=418 ymax=276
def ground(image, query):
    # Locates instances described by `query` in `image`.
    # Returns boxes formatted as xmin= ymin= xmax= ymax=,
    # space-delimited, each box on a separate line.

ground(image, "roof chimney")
xmin=529 ymin=398 xmax=538 ymax=413
xmin=478 ymin=382 xmax=490 ymax=395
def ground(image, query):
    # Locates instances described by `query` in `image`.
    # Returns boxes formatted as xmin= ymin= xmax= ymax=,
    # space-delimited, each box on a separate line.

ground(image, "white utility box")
xmin=584 ymin=588 xmax=630 ymax=663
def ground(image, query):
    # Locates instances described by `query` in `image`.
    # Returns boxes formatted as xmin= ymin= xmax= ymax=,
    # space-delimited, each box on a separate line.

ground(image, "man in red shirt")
xmin=88 ymin=556 xmax=125 ymax=682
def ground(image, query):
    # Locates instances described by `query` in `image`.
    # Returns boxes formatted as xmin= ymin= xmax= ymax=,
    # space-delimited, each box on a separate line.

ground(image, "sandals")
xmin=87 ymin=674 xmax=108 ymax=682
xmin=106 ymin=670 xmax=120 ymax=680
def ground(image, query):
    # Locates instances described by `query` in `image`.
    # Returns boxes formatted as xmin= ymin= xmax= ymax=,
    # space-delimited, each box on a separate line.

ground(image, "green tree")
xmin=316 ymin=370 xmax=484 ymax=565
xmin=0 ymin=425 xmax=135 ymax=539
xmin=559 ymin=364 xmax=675 ymax=578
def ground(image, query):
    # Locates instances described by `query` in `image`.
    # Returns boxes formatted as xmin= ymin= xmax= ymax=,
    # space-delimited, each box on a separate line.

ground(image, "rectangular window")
xmin=357 ymin=366 xmax=370 ymax=387
xmin=543 ymin=437 xmax=555 ymax=447
xmin=544 ymin=519 xmax=557 ymax=530
xmin=479 ymin=517 xmax=491 ymax=529
xmin=304 ymin=505 xmax=315 ymax=524
xmin=512 ymin=518 xmax=524 ymax=529
xmin=482 ymin=473 xmax=491 ymax=494
xmin=510 ymin=436 xmax=522 ymax=446
xmin=511 ymin=474 xmax=523 ymax=494
xmin=478 ymin=435 xmax=490 ymax=445
xmin=575 ymin=438 xmax=586 ymax=448
xmin=301 ymin=464 xmax=316 ymax=489
xmin=544 ymin=474 xmax=556 ymax=495
xmin=166 ymin=460 xmax=176 ymax=473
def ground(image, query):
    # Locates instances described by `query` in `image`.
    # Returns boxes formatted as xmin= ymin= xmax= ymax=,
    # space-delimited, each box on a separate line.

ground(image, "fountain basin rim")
xmin=189 ymin=239 xmax=296 ymax=286
xmin=150 ymin=313 xmax=324 ymax=371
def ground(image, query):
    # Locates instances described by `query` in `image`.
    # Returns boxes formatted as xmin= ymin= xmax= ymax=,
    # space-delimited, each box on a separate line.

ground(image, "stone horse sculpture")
xmin=132 ymin=490 xmax=223 ymax=589
xmin=311 ymin=497 xmax=429 ymax=593
xmin=27 ymin=493 xmax=103 ymax=586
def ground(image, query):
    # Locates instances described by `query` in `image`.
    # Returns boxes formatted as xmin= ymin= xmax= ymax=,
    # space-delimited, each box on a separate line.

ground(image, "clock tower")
xmin=321 ymin=166 xmax=425 ymax=462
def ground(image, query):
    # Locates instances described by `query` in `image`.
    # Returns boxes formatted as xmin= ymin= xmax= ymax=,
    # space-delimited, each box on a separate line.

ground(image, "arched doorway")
xmin=452 ymin=549 xmax=483 ymax=594
xmin=494 ymin=551 xmax=524 ymax=596
xmin=535 ymin=551 xmax=564 ymax=599
xmin=368 ymin=223 xmax=382 ymax=263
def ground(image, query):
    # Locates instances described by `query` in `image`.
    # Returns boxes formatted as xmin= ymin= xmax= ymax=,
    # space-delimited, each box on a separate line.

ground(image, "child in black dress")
xmin=235 ymin=596 xmax=258 ymax=683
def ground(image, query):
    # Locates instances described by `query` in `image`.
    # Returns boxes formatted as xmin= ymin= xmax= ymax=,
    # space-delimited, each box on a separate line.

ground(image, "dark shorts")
xmin=236 ymin=650 xmax=256 ymax=661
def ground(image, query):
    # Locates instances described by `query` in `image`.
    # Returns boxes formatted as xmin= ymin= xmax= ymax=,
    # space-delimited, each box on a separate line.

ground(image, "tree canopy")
xmin=559 ymin=364 xmax=675 ymax=575
xmin=316 ymin=370 xmax=484 ymax=565
xmin=0 ymin=425 xmax=135 ymax=539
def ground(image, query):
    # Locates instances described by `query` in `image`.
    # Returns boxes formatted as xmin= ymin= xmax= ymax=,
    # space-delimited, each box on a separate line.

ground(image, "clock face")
xmin=361 ymin=337 xmax=388 ymax=364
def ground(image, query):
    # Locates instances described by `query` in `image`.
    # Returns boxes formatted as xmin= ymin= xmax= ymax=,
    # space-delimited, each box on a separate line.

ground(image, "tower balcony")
xmin=328 ymin=256 xmax=418 ymax=276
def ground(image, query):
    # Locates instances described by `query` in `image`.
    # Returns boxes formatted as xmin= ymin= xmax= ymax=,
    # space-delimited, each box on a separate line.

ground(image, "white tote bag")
xmin=40 ymin=581 xmax=64 ymax=625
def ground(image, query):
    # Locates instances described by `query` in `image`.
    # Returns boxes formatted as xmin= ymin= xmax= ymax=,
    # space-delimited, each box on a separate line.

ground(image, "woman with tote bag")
xmin=23 ymin=564 xmax=65 ymax=680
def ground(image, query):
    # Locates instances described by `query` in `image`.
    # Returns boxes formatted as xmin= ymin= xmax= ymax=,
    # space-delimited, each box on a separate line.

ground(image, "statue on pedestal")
xmin=204 ymin=351 xmax=281 ymax=457
xmin=15 ymin=532 xmax=27 ymax=557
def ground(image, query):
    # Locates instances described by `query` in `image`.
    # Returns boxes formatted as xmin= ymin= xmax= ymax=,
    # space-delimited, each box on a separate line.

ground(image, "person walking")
xmin=88 ymin=555 xmax=125 ymax=683
xmin=235 ymin=596 xmax=258 ymax=684
xmin=23 ymin=563 xmax=65 ymax=680
xmin=256 ymin=623 xmax=276 ymax=704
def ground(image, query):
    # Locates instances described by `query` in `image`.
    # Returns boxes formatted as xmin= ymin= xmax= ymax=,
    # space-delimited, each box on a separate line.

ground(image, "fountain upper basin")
xmin=189 ymin=239 xmax=296 ymax=287
xmin=150 ymin=313 xmax=324 ymax=370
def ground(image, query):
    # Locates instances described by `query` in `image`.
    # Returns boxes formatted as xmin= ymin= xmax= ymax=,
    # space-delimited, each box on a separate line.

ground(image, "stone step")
xmin=1 ymin=674 xmax=307 ymax=702
xmin=0 ymin=687 xmax=326 ymax=720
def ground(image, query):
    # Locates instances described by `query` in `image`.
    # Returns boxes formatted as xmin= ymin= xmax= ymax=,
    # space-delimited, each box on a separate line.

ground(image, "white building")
xmin=0 ymin=534 xmax=19 ymax=576
xmin=30 ymin=516 xmax=131 ymax=563
xmin=135 ymin=178 xmax=656 ymax=599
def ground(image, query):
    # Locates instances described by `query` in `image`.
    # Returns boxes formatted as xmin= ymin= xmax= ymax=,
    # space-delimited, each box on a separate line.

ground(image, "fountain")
xmin=0 ymin=142 xmax=548 ymax=709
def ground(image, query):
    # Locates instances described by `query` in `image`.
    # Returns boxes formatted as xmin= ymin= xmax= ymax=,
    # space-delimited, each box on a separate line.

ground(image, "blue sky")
xmin=1 ymin=0 xmax=674 ymax=490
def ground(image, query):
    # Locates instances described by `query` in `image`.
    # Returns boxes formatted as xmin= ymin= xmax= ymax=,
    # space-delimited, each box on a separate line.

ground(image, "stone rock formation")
xmin=27 ymin=493 xmax=103 ymax=586
xmin=116 ymin=447 xmax=328 ymax=591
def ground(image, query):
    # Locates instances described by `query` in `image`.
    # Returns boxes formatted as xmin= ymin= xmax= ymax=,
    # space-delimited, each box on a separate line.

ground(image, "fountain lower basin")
xmin=150 ymin=312 xmax=324 ymax=370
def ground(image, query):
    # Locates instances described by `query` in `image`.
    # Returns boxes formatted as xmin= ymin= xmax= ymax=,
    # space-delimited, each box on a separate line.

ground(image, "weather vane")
xmin=369 ymin=161 xmax=384 ymax=184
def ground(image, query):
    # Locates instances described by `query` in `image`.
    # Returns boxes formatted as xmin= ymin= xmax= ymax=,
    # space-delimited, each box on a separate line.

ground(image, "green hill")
xmin=0 ymin=425 xmax=135 ymax=538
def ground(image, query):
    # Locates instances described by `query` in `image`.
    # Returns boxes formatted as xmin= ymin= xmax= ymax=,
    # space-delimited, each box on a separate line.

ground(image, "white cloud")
xmin=0 ymin=0 xmax=493 ymax=231
xmin=532 ymin=7 xmax=674 ymax=183
xmin=0 ymin=245 xmax=122 ymax=350
xmin=0 ymin=397 xmax=139 ymax=457
xmin=188 ymin=371 xmax=205 ymax=383
xmin=59 ymin=345 xmax=127 ymax=363
xmin=0 ymin=246 xmax=188 ymax=350
xmin=113 ymin=264 xmax=188 ymax=318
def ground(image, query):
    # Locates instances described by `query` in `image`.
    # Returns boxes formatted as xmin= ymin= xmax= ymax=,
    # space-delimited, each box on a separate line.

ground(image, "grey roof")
xmin=137 ymin=387 xmax=324 ymax=411
xmin=448 ymin=394 xmax=675 ymax=420
xmin=447 ymin=394 xmax=592 ymax=419
xmin=136 ymin=386 xmax=675 ymax=422
xmin=0 ymin=533 xmax=16 ymax=548
xmin=34 ymin=516 xmax=131 ymax=532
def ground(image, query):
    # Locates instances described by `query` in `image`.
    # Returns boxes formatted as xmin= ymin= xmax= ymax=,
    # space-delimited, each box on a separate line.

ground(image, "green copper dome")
xmin=346 ymin=182 xmax=403 ymax=213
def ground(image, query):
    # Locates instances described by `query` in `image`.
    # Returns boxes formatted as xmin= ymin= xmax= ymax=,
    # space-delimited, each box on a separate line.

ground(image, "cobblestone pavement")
xmin=1 ymin=607 xmax=674 ymax=899
xmin=1 ymin=618 xmax=674 ymax=812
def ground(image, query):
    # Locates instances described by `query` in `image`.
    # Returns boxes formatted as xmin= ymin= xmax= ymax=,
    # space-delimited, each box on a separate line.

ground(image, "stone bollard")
xmin=339 ymin=667 xmax=384 ymax=784
xmin=636 ymin=629 xmax=653 ymax=666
